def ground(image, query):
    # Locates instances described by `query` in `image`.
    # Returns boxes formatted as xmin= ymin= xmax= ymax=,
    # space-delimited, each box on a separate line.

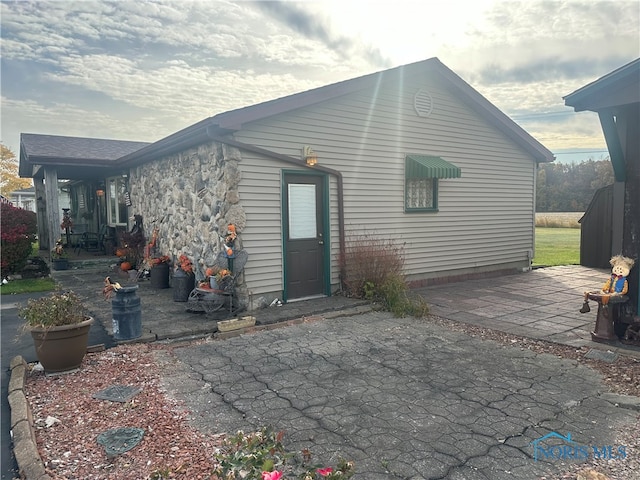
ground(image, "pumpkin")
xmin=120 ymin=262 xmax=132 ymax=271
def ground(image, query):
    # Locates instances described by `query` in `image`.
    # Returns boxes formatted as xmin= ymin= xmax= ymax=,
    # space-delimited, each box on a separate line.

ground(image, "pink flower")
xmin=262 ymin=471 xmax=283 ymax=480
xmin=317 ymin=467 xmax=333 ymax=476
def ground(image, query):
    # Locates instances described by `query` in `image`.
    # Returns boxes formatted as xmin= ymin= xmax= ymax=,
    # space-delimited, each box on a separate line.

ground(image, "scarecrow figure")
xmin=580 ymin=255 xmax=635 ymax=313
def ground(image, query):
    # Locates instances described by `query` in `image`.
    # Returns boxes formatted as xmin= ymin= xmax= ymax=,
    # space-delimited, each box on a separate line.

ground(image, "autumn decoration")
xmin=177 ymin=254 xmax=194 ymax=274
xmin=223 ymin=224 xmax=237 ymax=257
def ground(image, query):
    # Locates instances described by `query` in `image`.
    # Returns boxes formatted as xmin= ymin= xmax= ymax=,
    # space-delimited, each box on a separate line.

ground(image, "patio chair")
xmin=187 ymin=249 xmax=249 ymax=317
xmin=75 ymin=225 xmax=110 ymax=255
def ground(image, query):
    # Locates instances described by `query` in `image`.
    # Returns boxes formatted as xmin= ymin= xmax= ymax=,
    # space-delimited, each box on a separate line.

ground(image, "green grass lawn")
xmin=0 ymin=277 xmax=56 ymax=295
xmin=533 ymin=227 xmax=580 ymax=267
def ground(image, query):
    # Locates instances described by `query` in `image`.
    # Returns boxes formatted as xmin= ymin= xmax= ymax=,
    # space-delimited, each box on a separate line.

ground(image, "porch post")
xmin=44 ymin=167 xmax=60 ymax=253
xmin=34 ymin=178 xmax=49 ymax=250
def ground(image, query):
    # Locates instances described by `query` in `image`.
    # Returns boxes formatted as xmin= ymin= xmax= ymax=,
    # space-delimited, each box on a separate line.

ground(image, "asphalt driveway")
xmin=156 ymin=311 xmax=636 ymax=480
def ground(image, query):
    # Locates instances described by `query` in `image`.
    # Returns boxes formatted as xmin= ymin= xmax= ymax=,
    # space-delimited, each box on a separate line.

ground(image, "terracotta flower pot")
xmin=29 ymin=317 xmax=93 ymax=373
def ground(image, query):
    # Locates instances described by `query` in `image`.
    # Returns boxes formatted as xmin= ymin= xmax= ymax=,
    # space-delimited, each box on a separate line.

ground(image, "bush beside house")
xmin=1 ymin=203 xmax=37 ymax=277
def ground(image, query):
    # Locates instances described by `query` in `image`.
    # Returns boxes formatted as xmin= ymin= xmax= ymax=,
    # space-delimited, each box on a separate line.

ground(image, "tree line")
xmin=536 ymin=159 xmax=614 ymax=212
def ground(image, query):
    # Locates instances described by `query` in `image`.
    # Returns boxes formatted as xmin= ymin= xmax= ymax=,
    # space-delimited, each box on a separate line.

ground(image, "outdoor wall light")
xmin=303 ymin=145 xmax=318 ymax=166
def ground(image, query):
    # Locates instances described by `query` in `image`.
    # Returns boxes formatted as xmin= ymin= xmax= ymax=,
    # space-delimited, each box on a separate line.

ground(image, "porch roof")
xmin=19 ymin=133 xmax=150 ymax=180
xmin=564 ymin=58 xmax=640 ymax=112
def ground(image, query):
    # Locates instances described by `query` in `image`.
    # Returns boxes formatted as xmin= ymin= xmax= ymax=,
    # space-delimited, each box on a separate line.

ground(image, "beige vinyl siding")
xmin=237 ymin=152 xmax=341 ymax=296
xmin=235 ymin=68 xmax=537 ymax=287
xmin=235 ymin=157 xmax=285 ymax=296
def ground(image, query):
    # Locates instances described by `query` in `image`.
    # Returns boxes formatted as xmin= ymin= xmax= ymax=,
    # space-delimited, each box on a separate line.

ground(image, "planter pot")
xmin=217 ymin=316 xmax=256 ymax=332
xmin=51 ymin=258 xmax=69 ymax=271
xmin=150 ymin=263 xmax=170 ymax=289
xmin=29 ymin=317 xmax=93 ymax=373
xmin=172 ymin=269 xmax=195 ymax=302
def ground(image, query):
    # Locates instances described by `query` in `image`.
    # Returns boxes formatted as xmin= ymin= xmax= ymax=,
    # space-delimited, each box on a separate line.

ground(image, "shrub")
xmin=0 ymin=203 xmax=37 ymax=277
xmin=338 ymin=233 xmax=404 ymax=299
xmin=379 ymin=274 xmax=430 ymax=318
xmin=119 ymin=229 xmax=146 ymax=269
xmin=18 ymin=289 xmax=87 ymax=328
xmin=213 ymin=427 xmax=354 ymax=480
xmin=338 ymin=233 xmax=429 ymax=317
xmin=534 ymin=212 xmax=582 ymax=228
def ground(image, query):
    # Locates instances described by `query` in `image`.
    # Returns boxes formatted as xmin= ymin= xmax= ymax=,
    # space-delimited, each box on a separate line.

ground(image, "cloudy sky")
xmin=1 ymin=0 xmax=638 ymax=164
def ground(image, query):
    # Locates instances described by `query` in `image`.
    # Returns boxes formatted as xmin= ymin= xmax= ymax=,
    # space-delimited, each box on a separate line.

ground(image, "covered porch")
xmin=19 ymin=134 xmax=150 ymax=256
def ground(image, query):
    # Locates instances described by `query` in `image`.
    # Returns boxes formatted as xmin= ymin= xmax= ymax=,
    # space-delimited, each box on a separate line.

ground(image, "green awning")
xmin=406 ymin=155 xmax=461 ymax=179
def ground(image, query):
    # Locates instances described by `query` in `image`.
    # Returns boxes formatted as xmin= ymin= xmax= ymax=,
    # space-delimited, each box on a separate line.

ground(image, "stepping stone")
xmin=584 ymin=349 xmax=618 ymax=363
xmin=97 ymin=427 xmax=144 ymax=456
xmin=92 ymin=384 xmax=142 ymax=402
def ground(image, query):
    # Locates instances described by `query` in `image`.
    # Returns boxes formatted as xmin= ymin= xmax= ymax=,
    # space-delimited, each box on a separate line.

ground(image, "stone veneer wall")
xmin=129 ymin=140 xmax=247 ymax=288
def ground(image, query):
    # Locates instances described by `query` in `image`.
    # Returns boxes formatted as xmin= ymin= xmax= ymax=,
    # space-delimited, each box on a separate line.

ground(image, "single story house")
xmin=565 ymin=57 xmax=640 ymax=318
xmin=9 ymin=186 xmax=70 ymax=214
xmin=8 ymin=187 xmax=37 ymax=212
xmin=20 ymin=57 xmax=554 ymax=309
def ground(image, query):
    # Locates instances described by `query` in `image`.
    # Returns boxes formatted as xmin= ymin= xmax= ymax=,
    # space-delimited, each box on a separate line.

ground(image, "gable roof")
xmin=119 ymin=57 xmax=555 ymax=166
xmin=19 ymin=133 xmax=150 ymax=179
xmin=564 ymin=58 xmax=640 ymax=112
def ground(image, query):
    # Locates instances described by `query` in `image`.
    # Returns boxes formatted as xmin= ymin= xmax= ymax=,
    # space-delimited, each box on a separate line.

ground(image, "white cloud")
xmin=0 ymin=96 xmax=162 ymax=142
xmin=1 ymin=0 xmax=637 ymax=158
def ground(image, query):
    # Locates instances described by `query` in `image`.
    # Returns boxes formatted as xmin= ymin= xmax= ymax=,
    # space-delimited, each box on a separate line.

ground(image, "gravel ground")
xmin=24 ymin=315 xmax=639 ymax=480
xmin=25 ymin=344 xmax=220 ymax=480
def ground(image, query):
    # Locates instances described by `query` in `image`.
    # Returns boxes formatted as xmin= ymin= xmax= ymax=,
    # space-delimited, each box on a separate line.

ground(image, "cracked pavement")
xmin=156 ymin=311 xmax=636 ymax=479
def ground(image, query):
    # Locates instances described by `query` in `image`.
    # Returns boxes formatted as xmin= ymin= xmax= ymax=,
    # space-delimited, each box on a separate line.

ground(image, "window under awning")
xmin=405 ymin=155 xmax=461 ymax=179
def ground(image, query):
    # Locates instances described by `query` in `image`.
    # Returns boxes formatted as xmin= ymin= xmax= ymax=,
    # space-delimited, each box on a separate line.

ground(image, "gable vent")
xmin=414 ymin=89 xmax=433 ymax=117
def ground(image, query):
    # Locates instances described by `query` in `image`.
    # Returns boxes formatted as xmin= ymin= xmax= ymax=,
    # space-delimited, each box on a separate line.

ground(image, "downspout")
xmin=205 ymin=128 xmax=346 ymax=286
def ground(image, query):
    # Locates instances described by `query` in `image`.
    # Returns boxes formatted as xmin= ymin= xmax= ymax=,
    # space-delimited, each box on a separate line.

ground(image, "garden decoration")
xmin=97 ymin=427 xmax=145 ymax=457
xmin=102 ymin=276 xmax=122 ymax=300
xmin=52 ymin=239 xmax=65 ymax=257
xmin=173 ymin=254 xmax=196 ymax=302
xmin=580 ymin=254 xmax=634 ymax=342
xmin=223 ymin=223 xmax=237 ymax=257
xmin=61 ymin=208 xmax=73 ymax=247
xmin=186 ymin=249 xmax=248 ymax=316
xmin=580 ymin=255 xmax=634 ymax=313
xmin=143 ymin=224 xmax=159 ymax=262
xmin=103 ymin=276 xmax=142 ymax=340
xmin=51 ymin=239 xmax=69 ymax=270
xmin=118 ymin=216 xmax=146 ymax=272
xmin=132 ymin=222 xmax=171 ymax=287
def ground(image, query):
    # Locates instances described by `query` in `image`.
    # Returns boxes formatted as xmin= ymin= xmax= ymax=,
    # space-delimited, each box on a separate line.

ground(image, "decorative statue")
xmin=580 ymin=255 xmax=635 ymax=313
xmin=130 ymin=214 xmax=144 ymax=235
xmin=223 ymin=224 xmax=237 ymax=257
